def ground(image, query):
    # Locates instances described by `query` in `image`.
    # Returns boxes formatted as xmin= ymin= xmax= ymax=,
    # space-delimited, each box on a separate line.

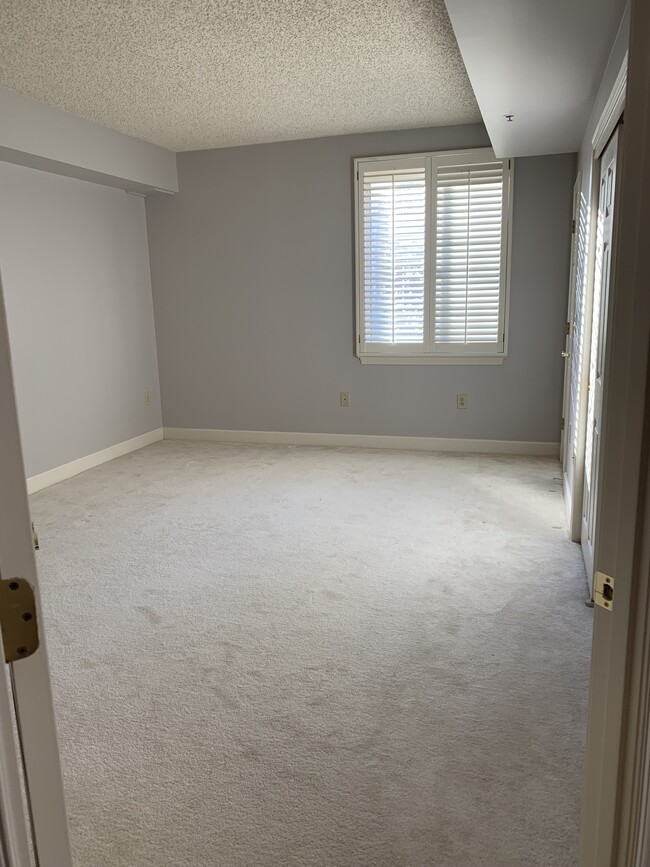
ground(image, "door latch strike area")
xmin=594 ymin=571 xmax=615 ymax=612
xmin=0 ymin=578 xmax=39 ymax=662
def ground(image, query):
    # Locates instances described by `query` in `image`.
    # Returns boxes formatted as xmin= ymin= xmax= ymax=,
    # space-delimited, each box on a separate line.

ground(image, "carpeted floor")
xmin=30 ymin=441 xmax=592 ymax=867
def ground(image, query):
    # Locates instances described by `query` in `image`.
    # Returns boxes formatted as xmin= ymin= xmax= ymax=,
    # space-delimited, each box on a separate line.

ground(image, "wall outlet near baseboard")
xmin=340 ymin=392 xmax=350 ymax=407
xmin=144 ymin=390 xmax=152 ymax=407
xmin=457 ymin=394 xmax=468 ymax=410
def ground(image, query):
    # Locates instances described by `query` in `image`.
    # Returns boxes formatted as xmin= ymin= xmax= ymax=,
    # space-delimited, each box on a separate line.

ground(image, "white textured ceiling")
xmin=0 ymin=0 xmax=480 ymax=152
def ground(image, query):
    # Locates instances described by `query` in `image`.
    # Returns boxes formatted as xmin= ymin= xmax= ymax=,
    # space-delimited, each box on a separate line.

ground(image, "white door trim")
xmin=561 ymin=172 xmax=583 ymax=539
xmin=0 ymin=668 xmax=32 ymax=867
xmin=593 ymin=52 xmax=629 ymax=158
xmin=0 ymin=272 xmax=72 ymax=866
xmin=616 ymin=477 xmax=650 ymax=865
xmin=581 ymin=129 xmax=622 ymax=589
xmin=570 ymin=53 xmax=627 ymax=576
xmin=570 ymin=159 xmax=602 ymax=553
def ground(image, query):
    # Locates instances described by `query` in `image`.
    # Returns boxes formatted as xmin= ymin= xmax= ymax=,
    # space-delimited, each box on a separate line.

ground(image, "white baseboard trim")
xmin=27 ymin=428 xmax=163 ymax=494
xmin=163 ymin=427 xmax=559 ymax=457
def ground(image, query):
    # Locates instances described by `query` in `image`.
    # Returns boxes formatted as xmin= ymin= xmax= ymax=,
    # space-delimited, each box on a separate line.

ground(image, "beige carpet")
xmin=30 ymin=441 xmax=592 ymax=867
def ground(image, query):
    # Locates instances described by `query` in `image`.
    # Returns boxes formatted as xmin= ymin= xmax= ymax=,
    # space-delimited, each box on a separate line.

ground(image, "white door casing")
xmin=0 ymin=269 xmax=72 ymax=865
xmin=566 ymin=166 xmax=596 ymax=546
xmin=564 ymin=53 xmax=628 ymax=554
xmin=561 ymin=174 xmax=582 ymax=517
xmin=581 ymin=129 xmax=621 ymax=588
xmin=0 ymin=665 xmax=32 ymax=867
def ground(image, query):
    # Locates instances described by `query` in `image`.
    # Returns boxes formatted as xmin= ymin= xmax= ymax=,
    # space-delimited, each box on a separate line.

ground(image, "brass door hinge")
xmin=0 ymin=578 xmax=39 ymax=662
xmin=594 ymin=571 xmax=615 ymax=612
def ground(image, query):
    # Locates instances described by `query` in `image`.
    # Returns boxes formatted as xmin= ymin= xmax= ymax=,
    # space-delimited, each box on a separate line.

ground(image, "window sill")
xmin=358 ymin=355 xmax=506 ymax=366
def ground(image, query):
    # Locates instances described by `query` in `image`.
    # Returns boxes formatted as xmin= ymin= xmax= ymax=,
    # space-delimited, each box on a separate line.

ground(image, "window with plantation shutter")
xmin=434 ymin=161 xmax=505 ymax=351
xmin=361 ymin=164 xmax=427 ymax=347
xmin=355 ymin=148 xmax=512 ymax=364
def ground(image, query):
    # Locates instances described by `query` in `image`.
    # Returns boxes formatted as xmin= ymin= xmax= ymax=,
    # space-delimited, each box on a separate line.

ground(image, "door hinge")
xmin=594 ymin=571 xmax=615 ymax=611
xmin=561 ymin=417 xmax=565 ymax=431
xmin=566 ymin=321 xmax=571 ymax=336
xmin=0 ymin=578 xmax=39 ymax=662
xmin=572 ymin=218 xmax=576 ymax=234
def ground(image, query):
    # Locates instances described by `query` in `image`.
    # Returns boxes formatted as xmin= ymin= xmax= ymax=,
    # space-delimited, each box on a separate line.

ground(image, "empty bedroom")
xmin=0 ymin=0 xmax=644 ymax=866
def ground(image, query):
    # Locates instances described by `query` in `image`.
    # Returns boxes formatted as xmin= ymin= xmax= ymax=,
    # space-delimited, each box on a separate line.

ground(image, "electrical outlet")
xmin=144 ymin=390 xmax=152 ymax=407
xmin=340 ymin=392 xmax=350 ymax=407
xmin=457 ymin=394 xmax=468 ymax=410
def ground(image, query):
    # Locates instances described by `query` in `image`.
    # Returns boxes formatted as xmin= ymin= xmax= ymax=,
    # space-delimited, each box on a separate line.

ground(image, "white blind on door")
xmin=434 ymin=161 xmax=504 ymax=347
xmin=361 ymin=166 xmax=426 ymax=344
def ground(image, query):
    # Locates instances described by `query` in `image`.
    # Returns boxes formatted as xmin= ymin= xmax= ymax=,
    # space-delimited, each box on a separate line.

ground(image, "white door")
xmin=0 ymin=663 xmax=33 ymax=866
xmin=581 ymin=129 xmax=621 ymax=587
xmin=0 ymin=270 xmax=72 ymax=865
xmin=560 ymin=174 xmax=582 ymax=496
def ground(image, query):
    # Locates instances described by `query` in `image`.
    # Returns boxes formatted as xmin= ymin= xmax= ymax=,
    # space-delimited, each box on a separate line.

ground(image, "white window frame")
xmin=354 ymin=147 xmax=514 ymax=365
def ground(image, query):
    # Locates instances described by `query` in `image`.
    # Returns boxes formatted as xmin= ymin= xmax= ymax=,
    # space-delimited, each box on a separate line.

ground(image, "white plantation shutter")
xmin=356 ymin=148 xmax=511 ymax=362
xmin=434 ymin=160 xmax=505 ymax=351
xmin=359 ymin=161 xmax=428 ymax=347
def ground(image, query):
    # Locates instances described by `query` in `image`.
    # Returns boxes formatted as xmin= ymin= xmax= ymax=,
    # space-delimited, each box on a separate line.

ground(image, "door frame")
xmin=561 ymin=171 xmax=583 ymax=539
xmin=560 ymin=171 xmax=581 ymax=472
xmin=0 ymin=666 xmax=32 ymax=866
xmin=565 ymin=53 xmax=628 ymax=551
xmin=580 ymin=0 xmax=650 ymax=863
xmin=581 ymin=128 xmax=622 ymax=587
xmin=569 ymin=161 xmax=600 ymax=548
xmin=0 ymin=269 xmax=72 ymax=866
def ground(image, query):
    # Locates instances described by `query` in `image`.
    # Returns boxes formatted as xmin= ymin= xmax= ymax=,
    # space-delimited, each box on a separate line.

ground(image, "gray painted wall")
xmin=146 ymin=124 xmax=575 ymax=442
xmin=0 ymin=161 xmax=162 ymax=477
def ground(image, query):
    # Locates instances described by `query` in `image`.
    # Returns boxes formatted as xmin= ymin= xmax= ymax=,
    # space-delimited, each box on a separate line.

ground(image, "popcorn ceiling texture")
xmin=0 ymin=0 xmax=480 ymax=151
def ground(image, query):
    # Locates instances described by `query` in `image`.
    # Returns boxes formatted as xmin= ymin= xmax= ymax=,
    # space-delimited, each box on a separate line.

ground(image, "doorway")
xmin=561 ymin=173 xmax=583 ymax=537
xmin=581 ymin=127 xmax=622 ymax=589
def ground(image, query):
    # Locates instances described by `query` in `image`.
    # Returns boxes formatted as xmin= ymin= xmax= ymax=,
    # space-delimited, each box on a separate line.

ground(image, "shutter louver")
xmin=362 ymin=167 xmax=426 ymax=345
xmin=434 ymin=162 xmax=504 ymax=348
